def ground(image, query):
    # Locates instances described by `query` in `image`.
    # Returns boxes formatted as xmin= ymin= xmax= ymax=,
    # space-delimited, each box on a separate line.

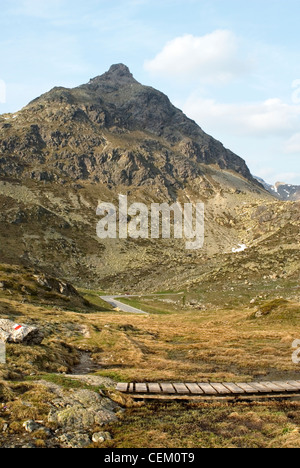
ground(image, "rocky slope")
xmin=0 ymin=263 xmax=91 ymax=310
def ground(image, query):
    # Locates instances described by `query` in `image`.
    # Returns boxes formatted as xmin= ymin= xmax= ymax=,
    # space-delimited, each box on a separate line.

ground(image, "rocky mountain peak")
xmin=88 ymin=63 xmax=137 ymax=86
xmin=0 ymin=64 xmax=263 ymax=189
xmin=108 ymin=63 xmax=134 ymax=78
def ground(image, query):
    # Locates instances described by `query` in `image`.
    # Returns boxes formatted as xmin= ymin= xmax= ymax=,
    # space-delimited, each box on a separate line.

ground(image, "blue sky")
xmin=1 ymin=0 xmax=300 ymax=184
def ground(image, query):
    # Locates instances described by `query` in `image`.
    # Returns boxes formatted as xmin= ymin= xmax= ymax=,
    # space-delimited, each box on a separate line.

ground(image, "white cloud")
xmin=273 ymin=172 xmax=300 ymax=183
xmin=182 ymin=95 xmax=300 ymax=138
xmin=144 ymin=30 xmax=248 ymax=83
xmin=285 ymin=133 xmax=300 ymax=154
xmin=255 ymin=168 xmax=300 ymax=185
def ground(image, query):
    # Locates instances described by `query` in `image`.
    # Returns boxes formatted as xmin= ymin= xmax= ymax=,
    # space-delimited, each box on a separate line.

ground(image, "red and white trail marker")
xmin=14 ymin=325 xmax=22 ymax=331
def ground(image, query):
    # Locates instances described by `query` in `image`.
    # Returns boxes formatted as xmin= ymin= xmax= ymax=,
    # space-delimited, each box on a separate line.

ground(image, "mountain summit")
xmin=89 ymin=63 xmax=138 ymax=84
xmin=0 ymin=64 xmax=259 ymax=190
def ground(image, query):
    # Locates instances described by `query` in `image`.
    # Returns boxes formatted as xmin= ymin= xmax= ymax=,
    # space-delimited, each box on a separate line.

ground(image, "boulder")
xmin=58 ymin=432 xmax=91 ymax=449
xmin=0 ymin=319 xmax=44 ymax=345
xmin=23 ymin=420 xmax=42 ymax=433
xmin=92 ymin=432 xmax=113 ymax=444
xmin=47 ymin=388 xmax=119 ymax=442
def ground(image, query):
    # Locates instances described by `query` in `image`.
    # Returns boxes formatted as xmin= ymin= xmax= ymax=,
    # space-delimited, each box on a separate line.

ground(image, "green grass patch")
xmin=25 ymin=373 xmax=103 ymax=392
xmin=95 ymin=370 xmax=131 ymax=383
xmin=78 ymin=289 xmax=114 ymax=312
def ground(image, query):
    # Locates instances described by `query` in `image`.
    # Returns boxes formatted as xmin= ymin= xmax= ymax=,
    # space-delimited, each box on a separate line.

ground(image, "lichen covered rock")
xmin=0 ymin=319 xmax=44 ymax=345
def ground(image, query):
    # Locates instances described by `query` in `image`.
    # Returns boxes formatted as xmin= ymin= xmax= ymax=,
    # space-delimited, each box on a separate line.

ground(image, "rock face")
xmin=0 ymin=64 xmax=256 ymax=188
xmin=0 ymin=319 xmax=44 ymax=344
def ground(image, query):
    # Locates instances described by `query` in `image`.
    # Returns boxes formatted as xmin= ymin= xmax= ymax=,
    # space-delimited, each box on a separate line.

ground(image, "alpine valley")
xmin=0 ymin=65 xmax=299 ymax=449
xmin=0 ymin=64 xmax=298 ymax=293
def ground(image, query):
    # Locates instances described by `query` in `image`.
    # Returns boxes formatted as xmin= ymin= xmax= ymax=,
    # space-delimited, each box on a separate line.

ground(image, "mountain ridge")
xmin=0 ymin=64 xmax=258 ymax=190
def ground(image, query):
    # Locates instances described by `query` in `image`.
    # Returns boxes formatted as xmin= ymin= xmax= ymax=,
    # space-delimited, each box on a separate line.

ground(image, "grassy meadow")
xmin=0 ymin=266 xmax=299 ymax=448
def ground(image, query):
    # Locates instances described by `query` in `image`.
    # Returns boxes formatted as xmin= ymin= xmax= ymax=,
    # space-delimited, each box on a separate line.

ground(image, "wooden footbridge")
xmin=116 ymin=381 xmax=300 ymax=401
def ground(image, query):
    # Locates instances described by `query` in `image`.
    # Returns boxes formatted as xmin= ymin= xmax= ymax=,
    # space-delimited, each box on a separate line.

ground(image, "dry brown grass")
xmin=1 ymin=293 xmax=298 ymax=384
xmin=56 ymin=296 xmax=299 ymax=384
xmin=0 ymin=286 xmax=299 ymax=448
xmin=101 ymin=400 xmax=300 ymax=448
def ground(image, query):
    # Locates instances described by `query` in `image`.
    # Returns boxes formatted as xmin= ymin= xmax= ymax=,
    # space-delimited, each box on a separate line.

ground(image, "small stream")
xmin=71 ymin=351 xmax=102 ymax=375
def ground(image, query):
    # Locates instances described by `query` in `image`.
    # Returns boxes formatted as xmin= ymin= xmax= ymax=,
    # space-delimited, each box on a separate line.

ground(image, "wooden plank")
xmin=116 ymin=383 xmax=128 ymax=392
xmin=236 ymin=383 xmax=258 ymax=394
xmin=173 ymin=383 xmax=190 ymax=394
xmin=286 ymin=381 xmax=300 ymax=390
xmin=135 ymin=383 xmax=148 ymax=393
xmin=198 ymin=383 xmax=218 ymax=395
xmin=128 ymin=383 xmax=134 ymax=393
xmin=148 ymin=383 xmax=162 ymax=394
xmin=117 ymin=381 xmax=300 ymax=397
xmin=222 ymin=383 xmax=245 ymax=394
xmin=245 ymin=382 xmax=271 ymax=393
xmin=185 ymin=383 xmax=204 ymax=395
xmin=260 ymin=382 xmax=287 ymax=393
xmin=160 ymin=383 xmax=176 ymax=394
xmin=210 ymin=383 xmax=231 ymax=395
xmin=271 ymin=381 xmax=299 ymax=392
